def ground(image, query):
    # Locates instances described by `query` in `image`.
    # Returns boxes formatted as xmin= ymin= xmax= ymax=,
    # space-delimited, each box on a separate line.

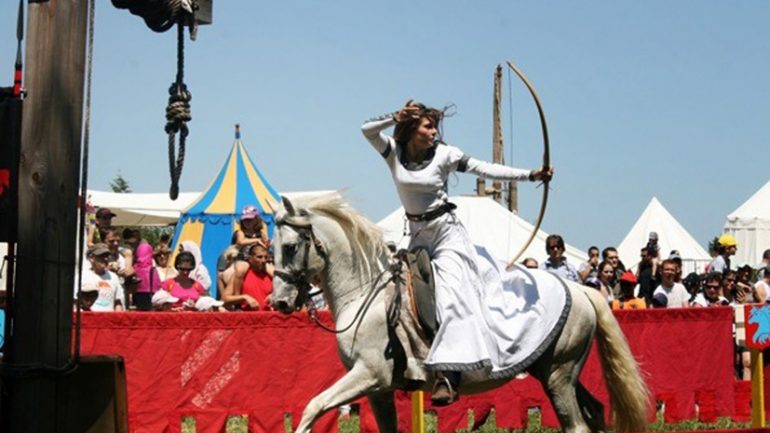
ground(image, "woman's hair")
xmin=393 ymin=103 xmax=445 ymax=146
xmin=175 ymin=251 xmax=196 ymax=270
xmin=597 ymin=260 xmax=613 ymax=281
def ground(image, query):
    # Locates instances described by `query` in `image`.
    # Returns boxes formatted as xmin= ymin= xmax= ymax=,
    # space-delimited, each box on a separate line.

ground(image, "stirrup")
xmin=431 ymin=376 xmax=459 ymax=407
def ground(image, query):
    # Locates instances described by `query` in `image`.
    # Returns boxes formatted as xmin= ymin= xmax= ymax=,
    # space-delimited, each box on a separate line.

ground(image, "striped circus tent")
xmin=171 ymin=125 xmax=280 ymax=296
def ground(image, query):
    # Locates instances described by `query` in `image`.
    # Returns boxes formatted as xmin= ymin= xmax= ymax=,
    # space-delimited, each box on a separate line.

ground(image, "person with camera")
xmin=691 ymin=272 xmax=729 ymax=307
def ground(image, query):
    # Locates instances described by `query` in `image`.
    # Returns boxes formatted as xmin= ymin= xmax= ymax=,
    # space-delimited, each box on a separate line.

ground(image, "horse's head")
xmin=271 ymin=196 xmax=329 ymax=314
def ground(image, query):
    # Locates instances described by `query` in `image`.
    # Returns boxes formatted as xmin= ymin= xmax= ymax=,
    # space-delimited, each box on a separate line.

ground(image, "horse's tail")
xmin=583 ymin=287 xmax=650 ymax=433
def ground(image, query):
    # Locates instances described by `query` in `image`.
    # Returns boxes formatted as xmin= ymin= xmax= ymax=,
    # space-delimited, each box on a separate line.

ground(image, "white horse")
xmin=271 ymin=194 xmax=649 ymax=433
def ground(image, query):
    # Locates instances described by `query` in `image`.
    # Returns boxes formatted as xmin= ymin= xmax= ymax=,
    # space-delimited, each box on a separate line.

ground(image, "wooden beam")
xmin=5 ymin=0 xmax=88 ymax=431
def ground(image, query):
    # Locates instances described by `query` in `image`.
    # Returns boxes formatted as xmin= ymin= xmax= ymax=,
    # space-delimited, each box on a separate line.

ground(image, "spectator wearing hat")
xmin=223 ymin=243 xmax=273 ymax=311
xmin=578 ymin=246 xmax=600 ymax=283
xmin=652 ymin=259 xmax=689 ymax=308
xmin=647 ymin=231 xmax=661 ymax=275
xmin=79 ymin=243 xmax=125 ymax=312
xmin=691 ymin=272 xmax=730 ymax=307
xmin=754 ymin=266 xmax=770 ymax=303
xmin=710 ymin=234 xmax=737 ymax=274
xmin=540 ymin=234 xmax=579 ymax=282
xmin=86 ymin=207 xmax=116 ymax=247
xmin=234 ymin=205 xmax=268 ymax=249
xmin=611 ymin=271 xmax=646 ymax=310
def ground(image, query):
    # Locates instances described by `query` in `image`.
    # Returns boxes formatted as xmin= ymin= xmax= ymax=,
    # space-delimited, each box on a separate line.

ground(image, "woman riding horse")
xmin=361 ymin=100 xmax=553 ymax=405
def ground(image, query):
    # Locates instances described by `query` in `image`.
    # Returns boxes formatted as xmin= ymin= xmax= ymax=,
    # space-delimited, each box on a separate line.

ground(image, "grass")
xmin=182 ymin=409 xmax=751 ymax=433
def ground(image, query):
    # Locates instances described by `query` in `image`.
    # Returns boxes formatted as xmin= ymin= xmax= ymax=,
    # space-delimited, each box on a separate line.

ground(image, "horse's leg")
xmin=366 ymin=391 xmax=398 ymax=433
xmin=536 ymin=360 xmax=590 ymax=433
xmin=294 ymin=365 xmax=380 ymax=433
xmin=576 ymin=382 xmax=606 ymax=433
xmin=529 ymin=286 xmax=597 ymax=433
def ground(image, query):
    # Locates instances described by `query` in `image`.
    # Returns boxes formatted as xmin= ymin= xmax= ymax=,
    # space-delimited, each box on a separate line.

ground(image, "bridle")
xmin=273 ymin=217 xmax=329 ymax=309
xmin=273 ymin=216 xmax=397 ymax=334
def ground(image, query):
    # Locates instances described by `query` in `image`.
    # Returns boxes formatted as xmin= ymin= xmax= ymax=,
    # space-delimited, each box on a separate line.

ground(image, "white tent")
xmin=377 ymin=195 xmax=586 ymax=266
xmin=617 ymin=197 xmax=710 ymax=274
xmin=86 ymin=189 xmax=332 ymax=227
xmin=724 ymin=180 xmax=770 ymax=266
xmin=87 ymin=190 xmax=199 ymax=226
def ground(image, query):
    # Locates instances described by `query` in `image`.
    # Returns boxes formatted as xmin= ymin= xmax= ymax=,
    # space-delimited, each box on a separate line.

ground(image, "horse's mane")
xmin=299 ymin=192 xmax=390 ymax=278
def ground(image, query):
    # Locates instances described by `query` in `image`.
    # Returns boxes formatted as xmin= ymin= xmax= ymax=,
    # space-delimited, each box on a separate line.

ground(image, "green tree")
xmin=109 ymin=171 xmax=132 ymax=193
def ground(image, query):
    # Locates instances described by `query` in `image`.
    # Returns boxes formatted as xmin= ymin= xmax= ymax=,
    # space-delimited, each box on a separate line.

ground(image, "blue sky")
xmin=1 ymin=1 xmax=768 ymax=252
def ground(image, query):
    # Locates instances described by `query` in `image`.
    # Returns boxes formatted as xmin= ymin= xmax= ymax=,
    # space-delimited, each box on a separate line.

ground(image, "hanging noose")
xmin=165 ymin=22 xmax=192 ymax=200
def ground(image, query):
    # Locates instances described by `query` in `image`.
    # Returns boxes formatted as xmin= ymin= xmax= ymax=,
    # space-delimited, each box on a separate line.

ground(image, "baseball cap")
xmin=240 ymin=205 xmax=258 ymax=221
xmin=718 ymin=234 xmax=737 ymax=247
xmin=195 ymin=297 xmax=224 ymax=311
xmin=649 ymin=231 xmax=658 ymax=241
xmin=652 ymin=292 xmax=668 ymax=308
xmin=151 ymin=290 xmax=179 ymax=306
xmin=96 ymin=208 xmax=116 ymax=218
xmin=87 ymin=243 xmax=110 ymax=257
xmin=619 ymin=271 xmax=637 ymax=285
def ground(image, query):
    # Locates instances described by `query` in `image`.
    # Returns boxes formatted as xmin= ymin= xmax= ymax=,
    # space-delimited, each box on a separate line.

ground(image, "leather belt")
xmin=406 ymin=202 xmax=457 ymax=222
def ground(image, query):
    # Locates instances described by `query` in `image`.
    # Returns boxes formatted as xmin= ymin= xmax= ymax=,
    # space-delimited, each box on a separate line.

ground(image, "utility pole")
xmin=479 ymin=65 xmax=518 ymax=213
xmin=4 ymin=1 xmax=88 ymax=431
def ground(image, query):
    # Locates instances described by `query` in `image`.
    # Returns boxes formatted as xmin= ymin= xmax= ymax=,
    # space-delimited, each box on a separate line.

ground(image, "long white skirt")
xmin=409 ymin=212 xmax=569 ymax=378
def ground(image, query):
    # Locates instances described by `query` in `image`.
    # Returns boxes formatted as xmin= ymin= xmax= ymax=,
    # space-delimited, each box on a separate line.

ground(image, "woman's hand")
xmin=530 ymin=166 xmax=554 ymax=182
xmin=394 ymin=99 xmax=421 ymax=123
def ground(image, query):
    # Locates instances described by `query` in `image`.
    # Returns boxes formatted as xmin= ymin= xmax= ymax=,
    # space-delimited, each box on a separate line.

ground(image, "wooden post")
xmin=4 ymin=1 xmax=88 ymax=432
xmin=752 ymin=349 xmax=765 ymax=427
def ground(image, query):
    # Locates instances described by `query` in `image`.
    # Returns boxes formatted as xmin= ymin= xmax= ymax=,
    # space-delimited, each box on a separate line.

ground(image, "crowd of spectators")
xmin=77 ymin=205 xmax=278 ymax=313
xmin=525 ymin=232 xmax=770 ymax=381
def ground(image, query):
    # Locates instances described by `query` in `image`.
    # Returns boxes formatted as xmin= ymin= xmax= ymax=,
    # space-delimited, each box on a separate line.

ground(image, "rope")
xmin=165 ymin=22 xmax=191 ymax=200
xmin=111 ymin=0 xmax=194 ymax=34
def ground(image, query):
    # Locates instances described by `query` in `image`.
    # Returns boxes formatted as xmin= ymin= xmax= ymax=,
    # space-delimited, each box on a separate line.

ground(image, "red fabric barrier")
xmin=80 ymin=307 xmax=736 ymax=433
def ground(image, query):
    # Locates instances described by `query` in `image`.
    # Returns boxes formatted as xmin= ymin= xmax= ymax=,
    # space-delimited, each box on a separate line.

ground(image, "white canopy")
xmin=86 ymin=190 xmax=199 ymax=226
xmin=724 ymin=180 xmax=770 ymax=266
xmin=617 ymin=197 xmax=710 ymax=274
xmin=377 ymin=195 xmax=586 ymax=266
xmin=86 ymin=189 xmax=333 ymax=227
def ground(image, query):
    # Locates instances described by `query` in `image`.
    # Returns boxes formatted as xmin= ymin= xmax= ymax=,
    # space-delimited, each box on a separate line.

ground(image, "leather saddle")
xmin=397 ymin=248 xmax=437 ymax=341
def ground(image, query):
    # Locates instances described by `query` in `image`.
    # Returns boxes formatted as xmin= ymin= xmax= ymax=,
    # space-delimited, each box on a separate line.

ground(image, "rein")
xmin=274 ymin=218 xmax=400 ymax=334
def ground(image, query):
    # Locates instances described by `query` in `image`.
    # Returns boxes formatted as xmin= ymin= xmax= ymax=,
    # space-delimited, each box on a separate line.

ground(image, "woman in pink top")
xmin=161 ymin=251 xmax=206 ymax=309
xmin=133 ymin=242 xmax=162 ymax=310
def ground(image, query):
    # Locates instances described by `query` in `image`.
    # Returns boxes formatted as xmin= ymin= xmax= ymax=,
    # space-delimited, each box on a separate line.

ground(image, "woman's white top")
xmin=362 ymin=116 xmax=531 ymax=215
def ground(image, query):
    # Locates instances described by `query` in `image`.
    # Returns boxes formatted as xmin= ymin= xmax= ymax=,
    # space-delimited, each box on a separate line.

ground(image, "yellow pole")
xmin=751 ymin=349 xmax=765 ymax=427
xmin=411 ymin=391 xmax=425 ymax=433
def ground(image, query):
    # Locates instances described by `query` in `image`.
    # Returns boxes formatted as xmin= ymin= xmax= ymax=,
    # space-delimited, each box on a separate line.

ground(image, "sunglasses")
xmin=547 ymin=245 xmax=561 ymax=250
xmin=177 ymin=267 xmax=194 ymax=272
xmin=705 ymin=284 xmax=720 ymax=289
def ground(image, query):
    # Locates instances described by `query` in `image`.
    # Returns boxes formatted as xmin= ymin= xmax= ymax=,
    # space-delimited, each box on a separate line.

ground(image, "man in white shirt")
xmin=80 ymin=243 xmax=125 ymax=312
xmin=652 ymin=259 xmax=689 ymax=308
